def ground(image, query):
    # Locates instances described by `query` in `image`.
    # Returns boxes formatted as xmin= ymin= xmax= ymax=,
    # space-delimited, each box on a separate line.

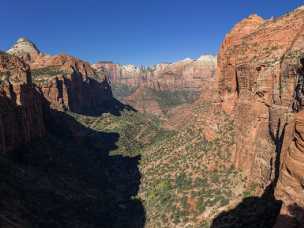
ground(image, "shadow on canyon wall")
xmin=211 ymin=121 xmax=288 ymax=228
xmin=211 ymin=197 xmax=304 ymax=228
xmin=275 ymin=204 xmax=304 ymax=228
xmin=0 ymin=91 xmax=145 ymax=227
xmin=210 ymin=191 xmax=282 ymax=228
xmin=65 ymin=75 xmax=136 ymax=117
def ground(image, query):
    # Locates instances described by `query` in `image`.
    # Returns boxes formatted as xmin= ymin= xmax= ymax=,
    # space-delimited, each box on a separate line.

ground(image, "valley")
xmin=1 ymin=4 xmax=304 ymax=228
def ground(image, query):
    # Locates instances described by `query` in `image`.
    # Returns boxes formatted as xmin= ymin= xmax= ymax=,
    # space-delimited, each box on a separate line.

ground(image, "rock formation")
xmin=7 ymin=38 xmax=116 ymax=116
xmin=92 ymin=55 xmax=217 ymax=92
xmin=92 ymin=55 xmax=216 ymax=115
xmin=216 ymin=6 xmax=304 ymax=226
xmin=31 ymin=54 xmax=113 ymax=115
xmin=274 ymin=111 xmax=304 ymax=227
xmin=7 ymin=37 xmax=41 ymax=63
xmin=0 ymin=52 xmax=46 ymax=153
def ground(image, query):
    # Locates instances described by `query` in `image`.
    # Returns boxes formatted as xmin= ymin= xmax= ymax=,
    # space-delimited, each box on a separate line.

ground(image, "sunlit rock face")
xmin=7 ymin=39 xmax=113 ymax=115
xmin=0 ymin=52 xmax=46 ymax=153
xmin=92 ymin=55 xmax=217 ymax=92
xmin=92 ymin=55 xmax=217 ymax=115
xmin=7 ymin=37 xmax=41 ymax=63
xmin=216 ymin=5 xmax=304 ymax=226
xmin=274 ymin=111 xmax=304 ymax=227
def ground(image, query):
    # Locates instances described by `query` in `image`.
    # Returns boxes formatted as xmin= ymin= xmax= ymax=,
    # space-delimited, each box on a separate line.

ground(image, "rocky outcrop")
xmin=7 ymin=39 xmax=116 ymax=116
xmin=122 ymin=85 xmax=164 ymax=116
xmin=274 ymin=111 xmax=304 ymax=227
xmin=216 ymin=6 xmax=304 ymax=226
xmin=7 ymin=37 xmax=41 ymax=63
xmin=92 ymin=55 xmax=217 ymax=92
xmin=92 ymin=56 xmax=216 ymax=115
xmin=31 ymin=54 xmax=113 ymax=115
xmin=92 ymin=62 xmax=142 ymax=88
xmin=0 ymin=52 xmax=46 ymax=153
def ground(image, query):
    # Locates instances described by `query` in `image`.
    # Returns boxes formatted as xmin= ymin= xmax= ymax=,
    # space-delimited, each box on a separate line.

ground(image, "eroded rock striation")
xmin=92 ymin=56 xmax=216 ymax=115
xmin=7 ymin=39 xmax=115 ymax=116
xmin=216 ymin=6 xmax=304 ymax=226
xmin=0 ymin=52 xmax=46 ymax=153
xmin=31 ymin=55 xmax=113 ymax=115
xmin=274 ymin=111 xmax=304 ymax=227
xmin=93 ymin=55 xmax=217 ymax=92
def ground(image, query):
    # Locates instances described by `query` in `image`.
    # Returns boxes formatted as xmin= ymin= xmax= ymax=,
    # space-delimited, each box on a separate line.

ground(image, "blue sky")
xmin=1 ymin=0 xmax=303 ymax=66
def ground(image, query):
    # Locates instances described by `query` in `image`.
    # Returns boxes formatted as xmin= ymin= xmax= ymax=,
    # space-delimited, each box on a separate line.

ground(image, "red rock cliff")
xmin=7 ymin=38 xmax=114 ymax=116
xmin=0 ymin=52 xmax=46 ymax=153
xmin=216 ymin=6 xmax=304 ymax=226
xmin=31 ymin=54 xmax=112 ymax=115
xmin=92 ymin=55 xmax=217 ymax=92
xmin=274 ymin=111 xmax=304 ymax=227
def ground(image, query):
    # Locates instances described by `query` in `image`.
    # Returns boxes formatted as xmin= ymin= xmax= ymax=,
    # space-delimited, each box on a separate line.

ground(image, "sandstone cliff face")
xmin=92 ymin=56 xmax=216 ymax=115
xmin=0 ymin=52 xmax=46 ymax=153
xmin=31 ymin=54 xmax=112 ymax=115
xmin=216 ymin=6 xmax=304 ymax=226
xmin=92 ymin=55 xmax=217 ymax=92
xmin=274 ymin=111 xmax=304 ymax=227
xmin=92 ymin=62 xmax=142 ymax=88
xmin=8 ymin=39 xmax=114 ymax=116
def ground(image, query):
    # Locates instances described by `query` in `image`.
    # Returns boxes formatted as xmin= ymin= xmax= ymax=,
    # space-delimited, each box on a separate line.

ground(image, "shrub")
xmin=176 ymin=172 xmax=192 ymax=190
xmin=32 ymin=66 xmax=66 ymax=78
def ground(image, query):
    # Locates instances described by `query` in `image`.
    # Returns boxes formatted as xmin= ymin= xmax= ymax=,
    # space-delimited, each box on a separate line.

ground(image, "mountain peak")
xmin=7 ymin=37 xmax=40 ymax=60
xmin=197 ymin=54 xmax=217 ymax=63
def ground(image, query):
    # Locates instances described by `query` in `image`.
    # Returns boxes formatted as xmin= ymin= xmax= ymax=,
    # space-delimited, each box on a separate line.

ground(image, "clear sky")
xmin=1 ymin=0 xmax=303 ymax=66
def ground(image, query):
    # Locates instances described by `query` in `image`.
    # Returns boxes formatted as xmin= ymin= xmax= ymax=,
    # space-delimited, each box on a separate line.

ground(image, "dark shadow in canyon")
xmin=211 ymin=120 xmax=287 ymax=228
xmin=65 ymin=74 xmax=136 ymax=117
xmin=0 ymin=93 xmax=145 ymax=227
xmin=275 ymin=204 xmax=304 ymax=228
xmin=211 ymin=194 xmax=282 ymax=228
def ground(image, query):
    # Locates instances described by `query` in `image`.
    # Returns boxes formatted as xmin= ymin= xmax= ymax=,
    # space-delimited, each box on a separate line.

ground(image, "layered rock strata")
xmin=0 ymin=52 xmax=46 ymax=153
xmin=92 ymin=55 xmax=217 ymax=92
xmin=216 ymin=6 xmax=304 ymax=226
xmin=7 ymin=39 xmax=113 ymax=115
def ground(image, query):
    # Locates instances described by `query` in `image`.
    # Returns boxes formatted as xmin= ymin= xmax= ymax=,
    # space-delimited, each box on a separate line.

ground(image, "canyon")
xmin=216 ymin=6 xmax=304 ymax=227
xmin=92 ymin=55 xmax=216 ymax=115
xmin=1 ymin=5 xmax=304 ymax=228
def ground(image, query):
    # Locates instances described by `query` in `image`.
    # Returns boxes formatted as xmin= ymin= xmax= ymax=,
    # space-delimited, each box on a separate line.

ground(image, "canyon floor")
xmin=3 ymin=5 xmax=304 ymax=228
xmin=0 ymin=99 xmax=281 ymax=228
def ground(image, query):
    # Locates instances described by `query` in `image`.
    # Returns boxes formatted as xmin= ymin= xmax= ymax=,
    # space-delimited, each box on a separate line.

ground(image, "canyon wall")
xmin=92 ymin=55 xmax=216 ymax=92
xmin=216 ymin=6 xmax=304 ymax=226
xmin=0 ymin=38 xmax=126 ymax=154
xmin=8 ymin=38 xmax=115 ymax=116
xmin=92 ymin=56 xmax=216 ymax=115
xmin=31 ymin=55 xmax=113 ymax=115
xmin=0 ymin=52 xmax=46 ymax=153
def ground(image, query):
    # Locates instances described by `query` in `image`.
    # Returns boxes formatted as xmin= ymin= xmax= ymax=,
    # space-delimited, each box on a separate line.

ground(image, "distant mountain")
xmin=92 ymin=55 xmax=217 ymax=115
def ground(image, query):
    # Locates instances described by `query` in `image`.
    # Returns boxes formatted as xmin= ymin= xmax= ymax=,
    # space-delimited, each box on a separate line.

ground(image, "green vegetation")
xmin=147 ymin=89 xmax=199 ymax=111
xmin=243 ymin=183 xmax=258 ymax=198
xmin=70 ymin=110 xmax=174 ymax=157
xmin=111 ymin=83 xmax=137 ymax=99
xmin=111 ymin=83 xmax=200 ymax=113
xmin=135 ymin=104 xmax=243 ymax=227
xmin=31 ymin=66 xmax=67 ymax=79
xmin=68 ymin=104 xmax=243 ymax=227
